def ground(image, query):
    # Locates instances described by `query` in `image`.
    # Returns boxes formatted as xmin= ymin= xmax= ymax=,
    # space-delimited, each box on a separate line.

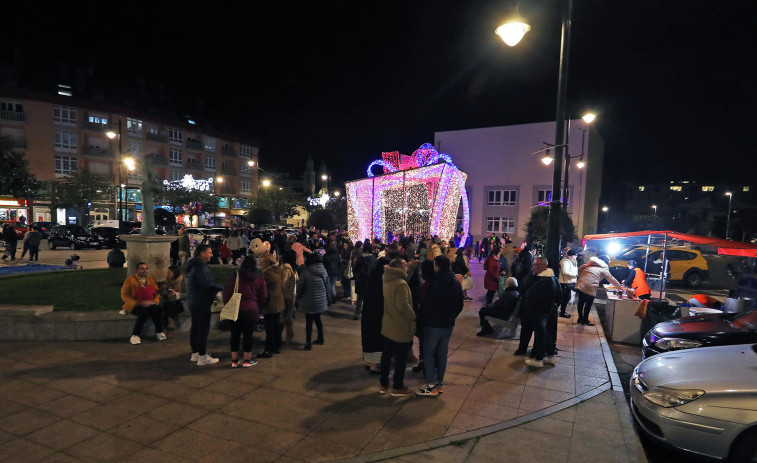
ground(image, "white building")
xmin=434 ymin=120 xmax=604 ymax=245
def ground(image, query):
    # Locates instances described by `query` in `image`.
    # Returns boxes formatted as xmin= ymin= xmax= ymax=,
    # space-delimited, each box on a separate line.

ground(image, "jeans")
xmin=305 ymin=313 xmax=323 ymax=344
xmin=576 ymin=290 xmax=595 ymax=322
xmin=327 ymin=274 xmax=338 ymax=303
xmin=422 ymin=326 xmax=453 ymax=386
xmin=559 ymin=283 xmax=575 ymax=314
xmin=189 ymin=304 xmax=212 ymax=355
xmin=230 ymin=318 xmax=256 ymax=352
xmin=340 ymin=275 xmax=352 ymax=299
xmin=263 ymin=312 xmax=281 ymax=352
xmin=28 ymin=245 xmax=39 ymax=261
xmin=131 ymin=305 xmax=164 ymax=337
xmin=380 ymin=336 xmax=411 ymax=390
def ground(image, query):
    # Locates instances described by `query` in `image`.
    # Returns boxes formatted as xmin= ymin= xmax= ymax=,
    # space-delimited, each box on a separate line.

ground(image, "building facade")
xmin=0 ymin=88 xmax=259 ymax=226
xmin=434 ymin=120 xmax=604 ymax=245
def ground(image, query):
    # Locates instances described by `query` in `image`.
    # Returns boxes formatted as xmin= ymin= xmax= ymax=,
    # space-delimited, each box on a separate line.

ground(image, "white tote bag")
xmin=219 ymin=272 xmax=241 ymax=322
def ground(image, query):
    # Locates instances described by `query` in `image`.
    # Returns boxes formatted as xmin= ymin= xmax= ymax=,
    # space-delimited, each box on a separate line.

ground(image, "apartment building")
xmin=0 ymin=87 xmax=259 ymax=225
xmin=434 ymin=120 xmax=605 ymax=245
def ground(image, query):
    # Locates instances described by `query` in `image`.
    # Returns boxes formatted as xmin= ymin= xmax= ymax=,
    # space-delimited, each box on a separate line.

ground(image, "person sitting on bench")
xmin=477 ymin=277 xmax=520 ymax=336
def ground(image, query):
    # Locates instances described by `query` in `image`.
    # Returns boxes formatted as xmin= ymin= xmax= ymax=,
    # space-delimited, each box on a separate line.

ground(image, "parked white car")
xmin=630 ymin=343 xmax=757 ymax=462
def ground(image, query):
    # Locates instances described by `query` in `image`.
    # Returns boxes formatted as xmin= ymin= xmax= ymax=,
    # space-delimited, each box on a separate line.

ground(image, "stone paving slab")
xmin=0 ymin=260 xmax=647 ymax=462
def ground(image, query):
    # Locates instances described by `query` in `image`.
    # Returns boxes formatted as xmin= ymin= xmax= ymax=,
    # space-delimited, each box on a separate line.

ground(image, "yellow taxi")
xmin=608 ymin=245 xmax=709 ymax=288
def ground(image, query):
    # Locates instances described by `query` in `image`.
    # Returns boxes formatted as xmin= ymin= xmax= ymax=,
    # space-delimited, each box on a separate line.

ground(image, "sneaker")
xmin=390 ymin=387 xmax=414 ymax=397
xmin=379 ymin=385 xmax=389 ymax=395
xmin=156 ymin=332 xmax=167 ymax=341
xmin=559 ymin=313 xmax=572 ymax=318
xmin=119 ymin=310 xmax=127 ymax=315
xmin=525 ymin=358 xmax=544 ymax=368
xmin=436 ymin=385 xmax=444 ymax=394
xmin=231 ymin=360 xmax=240 ymax=368
xmin=416 ymin=384 xmax=439 ymax=396
xmin=197 ymin=354 xmax=219 ymax=366
xmin=544 ymin=355 xmax=558 ymax=365
xmin=190 ymin=352 xmax=199 ymax=362
xmin=129 ymin=335 xmax=141 ymax=345
xmin=242 ymin=359 xmax=257 ymax=367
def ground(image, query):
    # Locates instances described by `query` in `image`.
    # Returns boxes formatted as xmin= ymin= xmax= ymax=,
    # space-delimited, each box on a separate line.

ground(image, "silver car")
xmin=630 ymin=343 xmax=757 ymax=462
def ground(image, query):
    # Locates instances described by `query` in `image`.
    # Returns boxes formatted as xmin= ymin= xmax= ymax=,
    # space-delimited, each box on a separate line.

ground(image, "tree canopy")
xmin=0 ymin=136 xmax=40 ymax=198
xmin=524 ymin=206 xmax=576 ymax=249
xmin=47 ymin=171 xmax=114 ymax=224
xmin=254 ymin=186 xmax=304 ymax=222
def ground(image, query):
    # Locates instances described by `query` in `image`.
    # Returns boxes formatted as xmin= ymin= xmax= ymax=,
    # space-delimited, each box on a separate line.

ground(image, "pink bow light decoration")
xmin=367 ymin=143 xmax=457 ymax=177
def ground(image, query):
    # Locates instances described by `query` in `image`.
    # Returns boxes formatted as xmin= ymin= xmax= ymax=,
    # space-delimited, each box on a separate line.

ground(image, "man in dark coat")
xmin=515 ymin=256 xmax=561 ymax=368
xmin=185 ymin=244 xmax=223 ymax=366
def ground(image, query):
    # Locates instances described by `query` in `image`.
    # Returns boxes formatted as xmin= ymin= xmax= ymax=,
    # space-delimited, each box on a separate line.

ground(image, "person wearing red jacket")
xmin=483 ymin=247 xmax=502 ymax=306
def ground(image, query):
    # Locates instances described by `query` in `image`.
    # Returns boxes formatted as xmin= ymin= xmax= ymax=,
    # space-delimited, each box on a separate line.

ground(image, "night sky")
xmin=7 ymin=1 xmax=757 ymax=199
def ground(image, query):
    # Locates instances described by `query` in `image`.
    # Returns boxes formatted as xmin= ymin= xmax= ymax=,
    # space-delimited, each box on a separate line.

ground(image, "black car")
xmin=90 ymin=227 xmax=126 ymax=249
xmin=30 ymin=221 xmax=54 ymax=238
xmin=48 ymin=225 xmax=103 ymax=250
xmin=642 ymin=310 xmax=757 ymax=358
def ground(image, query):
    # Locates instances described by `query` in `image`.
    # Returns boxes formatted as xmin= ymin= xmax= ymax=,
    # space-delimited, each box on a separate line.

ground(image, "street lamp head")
xmin=262 ymin=179 xmax=271 ymax=187
xmin=321 ymin=174 xmax=328 ymax=180
xmin=334 ymin=191 xmax=340 ymax=197
xmin=216 ymin=176 xmax=223 ymax=183
xmin=541 ymin=152 xmax=554 ymax=165
xmin=576 ymin=159 xmax=586 ymax=169
xmin=248 ymin=160 xmax=255 ymax=167
xmin=602 ymin=206 xmax=609 ymax=212
xmin=105 ymin=130 xmax=117 ymax=139
xmin=582 ymin=113 xmax=597 ymax=124
xmin=725 ymin=192 xmax=732 ymax=197
xmin=496 ymin=16 xmax=531 ymax=47
xmin=124 ymin=157 xmax=135 ymax=170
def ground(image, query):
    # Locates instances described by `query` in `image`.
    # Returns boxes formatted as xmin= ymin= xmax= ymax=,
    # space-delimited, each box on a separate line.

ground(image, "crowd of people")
xmin=118 ymin=225 xmax=658 ymax=395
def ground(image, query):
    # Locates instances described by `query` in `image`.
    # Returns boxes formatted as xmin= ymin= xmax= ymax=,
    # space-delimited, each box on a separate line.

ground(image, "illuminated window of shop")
xmin=217 ymin=197 xmax=230 ymax=208
xmin=670 ymin=186 xmax=682 ymax=191
xmin=701 ymin=186 xmax=714 ymax=192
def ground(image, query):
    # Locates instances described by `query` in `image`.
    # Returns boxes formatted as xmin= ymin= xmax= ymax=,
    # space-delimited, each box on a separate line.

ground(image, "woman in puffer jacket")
xmin=574 ymin=256 xmax=623 ymax=326
xmin=296 ymin=252 xmax=329 ymax=350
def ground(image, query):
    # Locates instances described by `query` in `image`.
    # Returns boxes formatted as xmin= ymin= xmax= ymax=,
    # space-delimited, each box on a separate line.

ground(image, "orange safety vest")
xmin=691 ymin=294 xmax=717 ymax=307
xmin=631 ymin=268 xmax=651 ymax=297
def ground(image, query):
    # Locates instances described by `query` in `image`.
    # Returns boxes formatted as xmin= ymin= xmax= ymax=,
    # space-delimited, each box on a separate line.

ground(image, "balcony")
xmin=147 ymin=154 xmax=168 ymax=166
xmin=83 ymin=121 xmax=108 ymax=131
xmin=86 ymin=172 xmax=115 ymax=182
xmin=0 ymin=110 xmax=25 ymax=122
xmin=186 ymin=139 xmax=202 ymax=150
xmin=146 ymin=132 xmax=167 ymax=143
xmin=82 ymin=146 xmax=113 ymax=158
xmin=221 ymin=147 xmax=236 ymax=157
xmin=186 ymin=162 xmax=203 ymax=171
xmin=6 ymin=138 xmax=27 ymax=149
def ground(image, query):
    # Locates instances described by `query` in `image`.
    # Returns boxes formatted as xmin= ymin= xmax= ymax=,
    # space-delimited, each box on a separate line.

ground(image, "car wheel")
xmin=72 ymin=242 xmax=81 ymax=250
xmin=730 ymin=427 xmax=757 ymax=463
xmin=48 ymin=241 xmax=56 ymax=250
xmin=684 ymin=269 xmax=703 ymax=288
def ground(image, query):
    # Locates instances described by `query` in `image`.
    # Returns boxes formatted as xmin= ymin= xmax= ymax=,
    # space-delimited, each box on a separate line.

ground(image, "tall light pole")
xmin=562 ymin=114 xmax=593 ymax=215
xmin=725 ymin=192 xmax=733 ymax=240
xmin=497 ymin=0 xmax=574 ymax=269
xmin=652 ymin=204 xmax=657 ymax=216
xmin=602 ymin=206 xmax=609 ymax=232
xmin=106 ymin=121 xmax=123 ymax=231
xmin=214 ymin=176 xmax=223 ymax=226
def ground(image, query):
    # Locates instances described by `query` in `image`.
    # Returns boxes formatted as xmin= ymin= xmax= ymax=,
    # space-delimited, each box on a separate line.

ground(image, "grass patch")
xmin=0 ymin=266 xmax=238 ymax=312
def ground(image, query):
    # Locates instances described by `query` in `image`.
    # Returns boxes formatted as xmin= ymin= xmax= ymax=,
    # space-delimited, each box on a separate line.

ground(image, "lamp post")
xmin=602 ymin=206 xmax=609 ymax=232
xmin=106 ymin=120 xmax=123 ymax=231
xmin=214 ymin=176 xmax=223 ymax=226
xmin=562 ymin=114 xmax=593 ymax=215
xmin=498 ymin=0 xmax=574 ymax=269
xmin=725 ymin=192 xmax=733 ymax=240
xmin=652 ymin=204 xmax=657 ymax=216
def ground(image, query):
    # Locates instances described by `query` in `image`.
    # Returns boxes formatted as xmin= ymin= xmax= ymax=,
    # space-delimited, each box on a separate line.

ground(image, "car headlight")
xmin=642 ymin=386 xmax=705 ymax=408
xmin=653 ymin=338 xmax=703 ymax=351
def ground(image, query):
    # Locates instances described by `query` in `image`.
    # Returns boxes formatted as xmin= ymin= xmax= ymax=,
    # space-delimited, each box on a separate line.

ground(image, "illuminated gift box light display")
xmin=346 ymin=143 xmax=470 ymax=243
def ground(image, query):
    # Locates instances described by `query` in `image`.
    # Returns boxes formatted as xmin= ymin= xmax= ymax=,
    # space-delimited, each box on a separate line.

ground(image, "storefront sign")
xmin=0 ymin=199 xmax=27 ymax=207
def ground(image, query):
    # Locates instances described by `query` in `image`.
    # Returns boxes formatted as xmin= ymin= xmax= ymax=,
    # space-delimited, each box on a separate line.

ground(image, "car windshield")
xmin=731 ymin=311 xmax=757 ymax=331
xmin=70 ymin=226 xmax=90 ymax=235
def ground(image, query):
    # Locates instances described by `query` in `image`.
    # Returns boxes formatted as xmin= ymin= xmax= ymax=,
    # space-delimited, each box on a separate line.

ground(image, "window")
xmin=127 ymin=170 xmax=143 ymax=183
xmin=205 ymin=154 xmax=216 ymax=171
xmin=240 ymin=178 xmax=252 ymax=193
xmin=169 ymin=147 xmax=182 ymax=166
xmin=486 ymin=217 xmax=515 ymax=233
xmin=54 ymin=155 xmax=78 ymax=175
xmin=487 ymin=189 xmax=516 ymax=206
xmin=127 ymin=140 xmax=143 ymax=157
xmin=638 ymin=186 xmax=645 ymax=192
xmin=0 ymin=102 xmax=24 ymax=113
xmin=670 ymin=186 xmax=682 ymax=191
xmin=537 ymin=189 xmax=552 ymax=204
xmin=702 ymin=186 xmax=714 ymax=192
xmin=204 ymin=137 xmax=216 ymax=151
xmin=127 ymin=118 xmax=143 ymax=134
xmin=148 ymin=127 xmax=159 ymax=136
xmin=53 ymin=105 xmax=77 ymax=124
xmin=54 ymin=129 xmax=77 ymax=151
xmin=744 ymin=186 xmax=750 ymax=192
xmin=667 ymin=250 xmax=696 ymax=261
xmin=170 ymin=169 xmax=183 ymax=181
xmin=240 ymin=145 xmax=252 ymax=158
xmin=169 ymin=128 xmax=182 ymax=144
xmin=88 ymin=114 xmax=108 ymax=125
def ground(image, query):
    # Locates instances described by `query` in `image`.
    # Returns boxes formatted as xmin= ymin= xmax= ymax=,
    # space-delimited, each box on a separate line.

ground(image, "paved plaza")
xmin=0 ymin=261 xmax=646 ymax=463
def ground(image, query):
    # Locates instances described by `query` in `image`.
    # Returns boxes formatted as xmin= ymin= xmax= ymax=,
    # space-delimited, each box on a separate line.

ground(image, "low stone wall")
xmin=0 ymin=305 xmax=218 ymax=341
